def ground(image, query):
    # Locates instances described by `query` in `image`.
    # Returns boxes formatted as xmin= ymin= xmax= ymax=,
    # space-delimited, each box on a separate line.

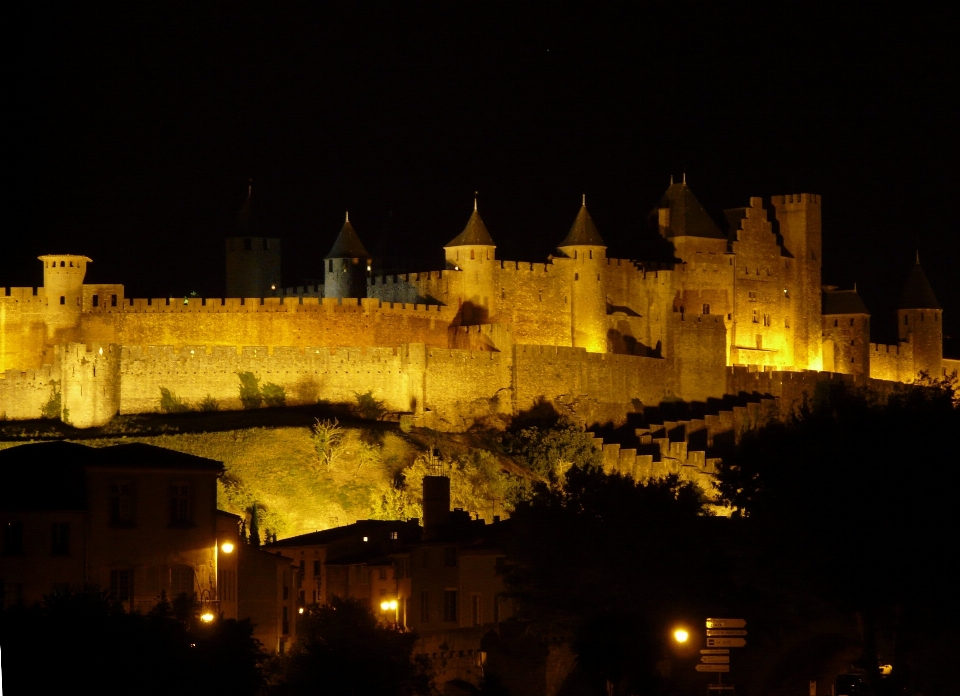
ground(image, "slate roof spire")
xmin=559 ymin=195 xmax=605 ymax=247
xmin=657 ymin=178 xmax=725 ymax=240
xmin=897 ymin=255 xmax=942 ymax=310
xmin=445 ymin=196 xmax=495 ymax=247
xmin=325 ymin=212 xmax=370 ymax=260
xmin=236 ymin=178 xmax=253 ymax=233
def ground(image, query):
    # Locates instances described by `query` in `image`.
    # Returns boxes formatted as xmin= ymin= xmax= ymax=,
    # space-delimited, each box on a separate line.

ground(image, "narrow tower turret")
xmin=557 ymin=196 xmax=607 ymax=352
xmin=444 ymin=197 xmax=497 ymax=324
xmin=324 ymin=212 xmax=371 ymax=300
xmin=39 ymin=254 xmax=91 ymax=338
xmin=897 ymin=255 xmax=943 ymax=379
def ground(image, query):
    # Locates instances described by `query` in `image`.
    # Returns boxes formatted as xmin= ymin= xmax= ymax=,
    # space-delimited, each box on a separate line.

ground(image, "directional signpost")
xmin=699 ymin=619 xmax=746 ymax=689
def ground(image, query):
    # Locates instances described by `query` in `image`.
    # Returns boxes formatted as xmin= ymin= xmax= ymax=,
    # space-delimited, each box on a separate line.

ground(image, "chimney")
xmin=422 ymin=476 xmax=450 ymax=539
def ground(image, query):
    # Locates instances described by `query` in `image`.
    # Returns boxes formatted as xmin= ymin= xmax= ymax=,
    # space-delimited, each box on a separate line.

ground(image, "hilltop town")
xmin=1 ymin=180 xmax=953 ymax=438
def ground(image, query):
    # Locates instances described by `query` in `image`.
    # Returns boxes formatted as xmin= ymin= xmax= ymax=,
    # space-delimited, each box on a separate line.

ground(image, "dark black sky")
xmin=6 ymin=5 xmax=959 ymax=352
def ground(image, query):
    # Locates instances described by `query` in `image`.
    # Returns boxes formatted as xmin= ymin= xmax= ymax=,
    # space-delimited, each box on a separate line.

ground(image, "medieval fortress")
xmin=1 ymin=181 xmax=954 ymax=450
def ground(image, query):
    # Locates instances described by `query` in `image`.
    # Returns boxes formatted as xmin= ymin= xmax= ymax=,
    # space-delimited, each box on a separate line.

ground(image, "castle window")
xmin=111 ymin=294 xmax=117 ymax=307
xmin=574 ymin=251 xmax=578 ymax=259
xmin=575 ymin=273 xmax=579 ymax=281
xmin=60 ymin=296 xmax=66 ymax=305
xmin=703 ymin=304 xmax=710 ymax=315
xmin=748 ymin=291 xmax=757 ymax=302
xmin=69 ymin=261 xmax=73 ymax=267
xmin=763 ymin=314 xmax=771 ymax=327
xmin=851 ymin=357 xmax=855 ymax=363
xmin=597 ymin=273 xmax=601 ymax=281
xmin=834 ymin=319 xmax=839 ymax=327
xmin=60 ymin=261 xmax=65 ymax=267
xmin=752 ymin=310 xmax=759 ymax=323
xmin=784 ymin=288 xmax=789 ymax=298
xmin=920 ymin=313 xmax=924 ymax=322
xmin=589 ymin=250 xmax=593 ymax=259
xmin=851 ymin=340 xmax=855 ymax=346
xmin=92 ymin=295 xmax=99 ymax=307
xmin=785 ymin=318 xmax=790 ymax=328
xmin=470 ymin=249 xmax=475 ymax=260
xmin=77 ymin=297 xmax=80 ymax=306
xmin=850 ymin=318 xmax=855 ymax=326
xmin=905 ymin=316 xmax=909 ymax=325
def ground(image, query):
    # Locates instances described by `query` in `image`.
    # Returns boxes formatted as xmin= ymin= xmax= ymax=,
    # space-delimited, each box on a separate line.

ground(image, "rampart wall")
xmin=0 ymin=364 xmax=60 ymax=420
xmin=78 ymin=297 xmax=458 ymax=354
xmin=119 ymin=343 xmax=417 ymax=415
xmin=496 ymin=261 xmax=570 ymax=346
xmin=869 ymin=342 xmax=913 ymax=383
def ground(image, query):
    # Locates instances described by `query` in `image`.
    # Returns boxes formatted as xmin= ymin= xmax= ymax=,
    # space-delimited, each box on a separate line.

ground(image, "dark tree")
xmin=0 ymin=588 xmax=265 ymax=696
xmin=717 ymin=382 xmax=960 ymax=694
xmin=270 ymin=595 xmax=434 ymax=696
xmin=503 ymin=465 xmax=723 ymax=695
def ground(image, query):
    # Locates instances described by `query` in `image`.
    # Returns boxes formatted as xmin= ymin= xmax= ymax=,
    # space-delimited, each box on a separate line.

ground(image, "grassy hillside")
xmin=0 ymin=408 xmax=532 ymax=539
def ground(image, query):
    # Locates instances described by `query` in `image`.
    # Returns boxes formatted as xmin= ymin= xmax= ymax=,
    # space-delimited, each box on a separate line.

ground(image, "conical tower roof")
xmin=658 ymin=179 xmax=725 ymax=240
xmin=325 ymin=214 xmax=370 ymax=260
xmin=559 ymin=198 xmax=605 ymax=247
xmin=445 ymin=202 xmax=495 ymax=247
xmin=897 ymin=257 xmax=941 ymax=310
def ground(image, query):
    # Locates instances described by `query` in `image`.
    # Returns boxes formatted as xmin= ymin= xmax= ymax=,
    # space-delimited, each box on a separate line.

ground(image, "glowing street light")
xmin=673 ymin=628 xmax=690 ymax=643
xmin=221 ymin=542 xmax=235 ymax=553
xmin=200 ymin=612 xmax=215 ymax=623
xmin=380 ymin=600 xmax=398 ymax=612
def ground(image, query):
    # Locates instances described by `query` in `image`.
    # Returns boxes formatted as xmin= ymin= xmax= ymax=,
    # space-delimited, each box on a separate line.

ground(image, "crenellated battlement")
xmin=770 ymin=193 xmax=821 ymax=207
xmin=499 ymin=260 xmax=555 ymax=273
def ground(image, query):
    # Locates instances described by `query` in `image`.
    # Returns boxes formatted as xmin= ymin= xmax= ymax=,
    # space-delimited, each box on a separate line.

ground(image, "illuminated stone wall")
xmin=822 ymin=314 xmax=871 ymax=375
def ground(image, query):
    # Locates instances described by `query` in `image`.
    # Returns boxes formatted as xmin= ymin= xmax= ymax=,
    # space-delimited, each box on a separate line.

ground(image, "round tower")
xmin=443 ymin=198 xmax=497 ymax=325
xmin=897 ymin=256 xmax=943 ymax=379
xmin=39 ymin=254 xmax=91 ymax=335
xmin=324 ymin=212 xmax=371 ymax=300
xmin=557 ymin=197 xmax=607 ymax=352
xmin=225 ymin=182 xmax=282 ymax=297
xmin=821 ymin=286 xmax=870 ymax=375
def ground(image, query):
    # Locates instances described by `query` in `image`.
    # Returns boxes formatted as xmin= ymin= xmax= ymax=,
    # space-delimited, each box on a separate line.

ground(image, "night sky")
xmin=7 ymin=5 xmax=958 ymax=352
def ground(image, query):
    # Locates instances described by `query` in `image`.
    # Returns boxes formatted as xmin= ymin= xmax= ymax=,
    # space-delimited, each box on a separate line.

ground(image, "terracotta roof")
xmin=445 ymin=209 xmax=495 ymax=247
xmin=325 ymin=219 xmax=370 ymax=260
xmin=897 ymin=261 xmax=942 ymax=310
xmin=559 ymin=204 xmax=605 ymax=247
xmin=822 ymin=289 xmax=870 ymax=315
xmin=660 ymin=182 xmax=725 ymax=240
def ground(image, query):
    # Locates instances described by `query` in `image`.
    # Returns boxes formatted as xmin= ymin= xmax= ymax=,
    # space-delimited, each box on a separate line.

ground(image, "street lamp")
xmin=200 ymin=612 xmax=215 ymax=623
xmin=673 ymin=628 xmax=690 ymax=644
xmin=221 ymin=542 xmax=235 ymax=553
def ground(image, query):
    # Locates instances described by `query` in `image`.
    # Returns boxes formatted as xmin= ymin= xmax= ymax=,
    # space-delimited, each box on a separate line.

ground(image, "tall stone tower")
xmin=324 ymin=212 xmax=371 ymax=300
xmin=557 ymin=197 xmax=607 ymax=352
xmin=897 ymin=256 xmax=943 ymax=379
xmin=771 ymin=193 xmax=822 ymax=370
xmin=444 ymin=200 xmax=497 ymax=325
xmin=225 ymin=182 xmax=281 ymax=297
xmin=821 ymin=286 xmax=871 ymax=375
xmin=39 ymin=254 xmax=91 ymax=338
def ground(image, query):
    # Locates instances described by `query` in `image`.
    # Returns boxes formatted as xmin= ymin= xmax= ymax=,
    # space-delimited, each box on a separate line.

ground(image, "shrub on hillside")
xmin=198 ymin=395 xmax=220 ymax=412
xmin=159 ymin=387 xmax=190 ymax=414
xmin=311 ymin=418 xmax=346 ymax=468
xmin=237 ymin=372 xmax=262 ymax=409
